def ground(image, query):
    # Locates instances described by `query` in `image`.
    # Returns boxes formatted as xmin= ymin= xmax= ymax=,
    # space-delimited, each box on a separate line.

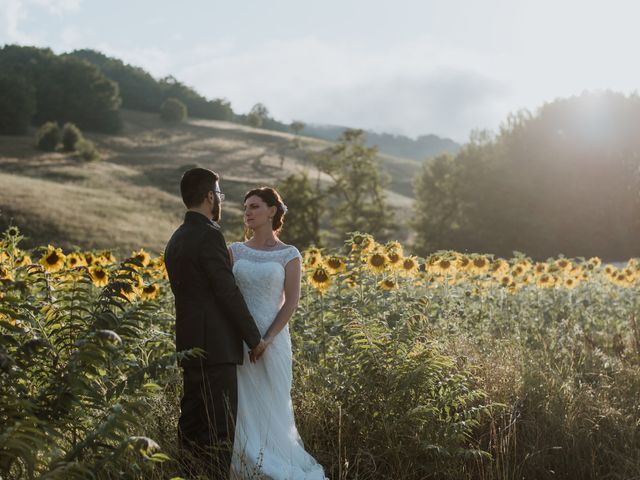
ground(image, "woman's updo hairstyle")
xmin=244 ymin=187 xmax=288 ymax=236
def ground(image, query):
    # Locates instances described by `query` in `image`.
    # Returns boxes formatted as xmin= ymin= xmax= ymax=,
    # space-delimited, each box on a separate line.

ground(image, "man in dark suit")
xmin=164 ymin=167 xmax=266 ymax=478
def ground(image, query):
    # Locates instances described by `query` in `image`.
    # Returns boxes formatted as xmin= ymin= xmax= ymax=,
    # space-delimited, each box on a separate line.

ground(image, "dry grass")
xmin=0 ymin=110 xmax=417 ymax=252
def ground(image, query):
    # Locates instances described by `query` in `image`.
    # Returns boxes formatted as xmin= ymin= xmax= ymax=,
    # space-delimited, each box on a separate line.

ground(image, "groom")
xmin=164 ymin=167 xmax=266 ymax=478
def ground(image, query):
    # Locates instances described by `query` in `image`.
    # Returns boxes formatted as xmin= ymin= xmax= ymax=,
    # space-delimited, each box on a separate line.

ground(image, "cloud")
xmin=174 ymin=36 xmax=511 ymax=141
xmin=0 ymin=0 xmax=81 ymax=44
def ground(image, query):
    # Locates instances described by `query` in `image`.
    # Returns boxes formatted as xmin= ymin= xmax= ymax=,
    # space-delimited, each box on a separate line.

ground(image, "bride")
xmin=228 ymin=187 xmax=325 ymax=480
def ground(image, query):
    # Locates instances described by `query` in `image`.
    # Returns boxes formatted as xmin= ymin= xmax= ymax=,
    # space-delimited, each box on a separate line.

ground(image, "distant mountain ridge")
xmin=302 ymin=124 xmax=460 ymax=161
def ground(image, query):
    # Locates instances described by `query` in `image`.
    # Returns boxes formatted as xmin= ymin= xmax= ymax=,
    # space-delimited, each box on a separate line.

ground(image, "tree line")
xmin=279 ymin=91 xmax=639 ymax=260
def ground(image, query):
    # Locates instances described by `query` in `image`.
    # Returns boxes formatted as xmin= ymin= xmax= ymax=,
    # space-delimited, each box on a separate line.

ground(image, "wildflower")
xmin=555 ymin=258 xmax=572 ymax=272
xmin=366 ymin=252 xmax=388 ymax=274
xmin=40 ymin=245 xmax=66 ymax=273
xmin=378 ymin=277 xmax=397 ymax=291
xmin=324 ymin=255 xmax=346 ymax=274
xmin=141 ymin=283 xmax=160 ymax=300
xmin=437 ymin=257 xmax=456 ymax=274
xmin=308 ymin=265 xmax=331 ymax=293
xmin=89 ymin=265 xmax=109 ymax=287
xmin=100 ymin=251 xmax=117 ymax=265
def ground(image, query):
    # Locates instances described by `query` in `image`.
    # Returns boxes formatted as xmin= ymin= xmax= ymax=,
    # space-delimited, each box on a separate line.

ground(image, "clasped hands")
xmin=249 ymin=335 xmax=274 ymax=363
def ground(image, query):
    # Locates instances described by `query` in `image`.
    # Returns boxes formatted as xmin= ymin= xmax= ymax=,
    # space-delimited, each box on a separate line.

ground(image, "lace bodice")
xmin=229 ymin=242 xmax=302 ymax=335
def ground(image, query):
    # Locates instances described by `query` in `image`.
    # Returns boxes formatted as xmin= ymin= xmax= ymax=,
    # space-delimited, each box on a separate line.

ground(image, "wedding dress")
xmin=229 ymin=242 xmax=326 ymax=480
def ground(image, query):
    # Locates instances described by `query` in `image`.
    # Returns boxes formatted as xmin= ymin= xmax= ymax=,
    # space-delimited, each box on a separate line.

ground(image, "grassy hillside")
xmin=0 ymin=110 xmax=419 ymax=253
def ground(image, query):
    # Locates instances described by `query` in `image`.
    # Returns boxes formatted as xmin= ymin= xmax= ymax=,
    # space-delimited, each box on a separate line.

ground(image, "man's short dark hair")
xmin=180 ymin=168 xmax=219 ymax=208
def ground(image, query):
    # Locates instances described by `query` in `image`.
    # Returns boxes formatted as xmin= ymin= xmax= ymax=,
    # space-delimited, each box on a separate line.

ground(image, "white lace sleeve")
xmin=281 ymin=246 xmax=302 ymax=267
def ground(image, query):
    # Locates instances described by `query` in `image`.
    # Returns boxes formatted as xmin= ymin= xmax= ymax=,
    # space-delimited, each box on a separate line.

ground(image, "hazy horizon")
xmin=1 ymin=0 xmax=639 ymax=142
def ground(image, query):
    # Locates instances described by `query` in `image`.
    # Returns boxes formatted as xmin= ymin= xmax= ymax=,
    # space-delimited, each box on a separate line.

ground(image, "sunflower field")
xmin=1 ymin=228 xmax=639 ymax=479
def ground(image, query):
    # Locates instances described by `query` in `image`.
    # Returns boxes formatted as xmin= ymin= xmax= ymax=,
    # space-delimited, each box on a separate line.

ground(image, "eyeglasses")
xmin=212 ymin=190 xmax=225 ymax=202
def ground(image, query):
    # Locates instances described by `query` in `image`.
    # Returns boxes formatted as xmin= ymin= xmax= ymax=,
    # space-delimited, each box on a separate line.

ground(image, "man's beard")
xmin=211 ymin=199 xmax=221 ymax=222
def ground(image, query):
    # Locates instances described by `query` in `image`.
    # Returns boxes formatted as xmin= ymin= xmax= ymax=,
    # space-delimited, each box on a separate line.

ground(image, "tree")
xmin=290 ymin=120 xmax=305 ymax=136
xmin=247 ymin=103 xmax=269 ymax=128
xmin=313 ymin=129 xmax=394 ymax=241
xmin=277 ymin=173 xmax=325 ymax=249
xmin=0 ymin=75 xmax=36 ymax=134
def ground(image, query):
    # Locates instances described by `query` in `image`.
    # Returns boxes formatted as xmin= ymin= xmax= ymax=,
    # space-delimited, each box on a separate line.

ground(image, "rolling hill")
xmin=0 ymin=109 xmax=421 ymax=254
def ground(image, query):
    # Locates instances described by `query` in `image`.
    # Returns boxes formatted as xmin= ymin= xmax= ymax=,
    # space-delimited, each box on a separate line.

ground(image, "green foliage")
xmin=412 ymin=91 xmax=640 ymax=259
xmin=160 ymin=98 xmax=187 ymax=124
xmin=35 ymin=122 xmax=60 ymax=152
xmin=290 ymin=120 xmax=305 ymax=135
xmin=0 ymin=231 xmax=193 ymax=479
xmin=277 ymin=173 xmax=325 ymax=249
xmin=75 ymin=138 xmax=100 ymax=162
xmin=0 ymin=45 xmax=122 ymax=134
xmin=313 ymin=129 xmax=395 ymax=241
xmin=0 ymin=74 xmax=36 ymax=135
xmin=61 ymin=123 xmax=83 ymax=152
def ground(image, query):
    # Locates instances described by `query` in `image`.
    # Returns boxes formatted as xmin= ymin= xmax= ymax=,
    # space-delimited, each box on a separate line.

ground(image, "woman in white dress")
xmin=228 ymin=187 xmax=325 ymax=480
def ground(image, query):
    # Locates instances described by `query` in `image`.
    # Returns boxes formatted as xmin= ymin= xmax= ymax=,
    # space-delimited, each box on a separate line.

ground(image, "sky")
xmin=1 ymin=0 xmax=638 ymax=142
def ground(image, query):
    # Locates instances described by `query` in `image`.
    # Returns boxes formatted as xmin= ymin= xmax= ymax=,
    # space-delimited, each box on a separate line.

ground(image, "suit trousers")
xmin=179 ymin=364 xmax=237 ymax=479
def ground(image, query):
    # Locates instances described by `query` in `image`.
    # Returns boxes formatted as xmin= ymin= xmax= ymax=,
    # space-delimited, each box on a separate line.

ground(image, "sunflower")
xmin=604 ymin=264 xmax=617 ymax=276
xmin=499 ymin=275 xmax=512 ymax=287
xmin=563 ymin=277 xmax=579 ymax=289
xmin=89 ymin=265 xmax=109 ymax=287
xmin=490 ymin=259 xmax=509 ymax=277
xmin=342 ymin=274 xmax=358 ymax=289
xmin=400 ymin=256 xmax=419 ymax=276
xmin=14 ymin=254 xmax=32 ymax=267
xmin=0 ymin=264 xmax=14 ymax=281
xmin=366 ymin=252 xmax=388 ymax=274
xmin=304 ymin=248 xmax=322 ymax=269
xmin=611 ymin=272 xmax=630 ymax=287
xmin=324 ymin=255 xmax=346 ymax=274
xmin=378 ymin=277 xmax=397 ymax=291
xmin=120 ymin=282 xmax=140 ymax=302
xmin=588 ymin=257 xmax=602 ymax=269
xmin=455 ymin=254 xmax=472 ymax=272
xmin=471 ymin=256 xmax=489 ymax=273
xmin=131 ymin=248 xmax=151 ymax=268
xmin=141 ymin=283 xmax=160 ymax=300
xmin=386 ymin=251 xmax=403 ymax=269
xmin=436 ymin=258 xmax=455 ymax=274
xmin=349 ymin=233 xmax=375 ymax=253
xmin=511 ymin=265 xmax=525 ymax=277
xmin=534 ymin=262 xmax=548 ymax=275
xmin=99 ymin=251 xmax=117 ymax=265
xmin=40 ymin=245 xmax=66 ymax=273
xmin=6 ymin=226 xmax=20 ymax=237
xmin=308 ymin=265 xmax=331 ymax=293
xmin=0 ymin=251 xmax=7 ymax=264
xmin=66 ymin=253 xmax=88 ymax=269
xmin=555 ymin=258 xmax=572 ymax=272
xmin=536 ymin=274 xmax=556 ymax=288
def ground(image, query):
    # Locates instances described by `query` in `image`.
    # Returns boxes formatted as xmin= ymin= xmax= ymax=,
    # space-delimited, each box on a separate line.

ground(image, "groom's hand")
xmin=249 ymin=339 xmax=267 ymax=363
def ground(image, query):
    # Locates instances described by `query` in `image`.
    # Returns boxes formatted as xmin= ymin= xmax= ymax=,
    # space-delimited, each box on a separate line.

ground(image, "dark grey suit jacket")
xmin=164 ymin=211 xmax=262 ymax=367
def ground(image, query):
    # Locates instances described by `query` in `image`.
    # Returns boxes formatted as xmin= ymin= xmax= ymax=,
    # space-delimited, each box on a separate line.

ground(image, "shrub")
xmin=61 ymin=122 xmax=83 ymax=151
xmin=75 ymin=138 xmax=100 ymax=161
xmin=160 ymin=97 xmax=187 ymax=123
xmin=35 ymin=121 xmax=60 ymax=151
